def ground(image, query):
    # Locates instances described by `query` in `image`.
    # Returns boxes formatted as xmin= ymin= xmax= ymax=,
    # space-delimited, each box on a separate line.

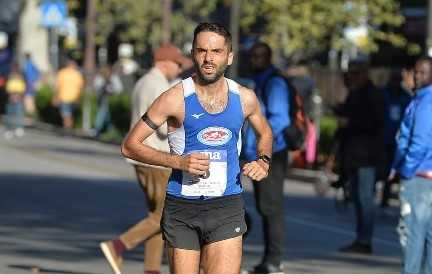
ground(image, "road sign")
xmin=40 ymin=0 xmax=67 ymax=28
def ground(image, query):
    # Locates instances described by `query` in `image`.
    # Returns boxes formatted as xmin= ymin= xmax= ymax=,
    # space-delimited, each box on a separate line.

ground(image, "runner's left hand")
xmin=242 ymin=160 xmax=269 ymax=181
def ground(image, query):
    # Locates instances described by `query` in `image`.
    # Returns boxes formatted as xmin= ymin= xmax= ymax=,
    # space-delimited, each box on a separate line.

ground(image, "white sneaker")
xmin=100 ymin=241 xmax=123 ymax=274
xmin=14 ymin=128 xmax=24 ymax=137
xmin=4 ymin=131 xmax=13 ymax=140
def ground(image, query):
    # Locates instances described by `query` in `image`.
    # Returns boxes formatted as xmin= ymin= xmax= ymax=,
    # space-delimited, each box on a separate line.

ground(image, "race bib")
xmin=181 ymin=150 xmax=227 ymax=197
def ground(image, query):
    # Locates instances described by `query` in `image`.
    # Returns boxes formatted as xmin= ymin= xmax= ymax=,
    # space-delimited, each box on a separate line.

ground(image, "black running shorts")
xmin=161 ymin=194 xmax=247 ymax=250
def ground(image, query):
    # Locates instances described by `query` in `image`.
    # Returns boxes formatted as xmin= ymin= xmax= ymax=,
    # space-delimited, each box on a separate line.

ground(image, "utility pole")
xmin=162 ymin=0 xmax=172 ymax=43
xmin=48 ymin=27 xmax=59 ymax=72
xmin=83 ymin=0 xmax=96 ymax=132
xmin=229 ymin=0 xmax=241 ymax=79
xmin=427 ymin=0 xmax=432 ymax=56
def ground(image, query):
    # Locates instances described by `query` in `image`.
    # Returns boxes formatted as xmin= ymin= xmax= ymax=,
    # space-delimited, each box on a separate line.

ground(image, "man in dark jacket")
xmin=335 ymin=59 xmax=385 ymax=254
xmin=380 ymin=68 xmax=413 ymax=208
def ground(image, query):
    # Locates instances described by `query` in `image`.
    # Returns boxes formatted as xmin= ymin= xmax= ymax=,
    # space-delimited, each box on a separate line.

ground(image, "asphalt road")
xmin=0 ymin=127 xmax=402 ymax=274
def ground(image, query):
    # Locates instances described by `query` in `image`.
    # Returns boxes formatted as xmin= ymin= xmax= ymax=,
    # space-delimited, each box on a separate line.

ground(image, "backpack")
xmin=263 ymin=71 xmax=308 ymax=151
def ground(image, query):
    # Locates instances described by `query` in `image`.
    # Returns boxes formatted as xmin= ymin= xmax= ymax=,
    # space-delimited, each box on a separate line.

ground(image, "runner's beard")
xmin=195 ymin=61 xmax=229 ymax=84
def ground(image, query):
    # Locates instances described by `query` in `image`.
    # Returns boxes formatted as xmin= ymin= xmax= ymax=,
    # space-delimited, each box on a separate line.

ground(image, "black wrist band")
xmin=258 ymin=155 xmax=271 ymax=165
xmin=141 ymin=112 xmax=159 ymax=130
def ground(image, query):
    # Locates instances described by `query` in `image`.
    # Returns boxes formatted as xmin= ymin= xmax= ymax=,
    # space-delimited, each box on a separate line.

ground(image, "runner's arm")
xmin=121 ymin=84 xmax=209 ymax=175
xmin=240 ymin=86 xmax=273 ymax=181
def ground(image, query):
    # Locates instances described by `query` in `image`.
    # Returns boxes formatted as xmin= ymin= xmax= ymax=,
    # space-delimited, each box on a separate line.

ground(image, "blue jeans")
xmin=59 ymin=103 xmax=75 ymax=118
xmin=398 ymin=177 xmax=432 ymax=274
xmin=5 ymin=100 xmax=24 ymax=129
xmin=94 ymin=96 xmax=111 ymax=134
xmin=349 ymin=166 xmax=376 ymax=245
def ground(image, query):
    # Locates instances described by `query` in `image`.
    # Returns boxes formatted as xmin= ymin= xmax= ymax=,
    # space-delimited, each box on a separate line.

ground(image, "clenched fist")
xmin=242 ymin=159 xmax=269 ymax=181
xmin=180 ymin=152 xmax=210 ymax=176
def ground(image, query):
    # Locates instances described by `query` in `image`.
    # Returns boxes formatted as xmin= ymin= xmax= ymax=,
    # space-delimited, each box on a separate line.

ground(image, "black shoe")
xmin=339 ymin=242 xmax=372 ymax=255
xmin=330 ymin=179 xmax=345 ymax=189
xmin=251 ymin=262 xmax=284 ymax=274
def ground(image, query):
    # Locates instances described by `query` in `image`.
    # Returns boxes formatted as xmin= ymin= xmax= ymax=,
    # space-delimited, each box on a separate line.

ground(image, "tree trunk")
xmin=162 ymin=0 xmax=172 ymax=44
xmin=83 ymin=0 xmax=96 ymax=132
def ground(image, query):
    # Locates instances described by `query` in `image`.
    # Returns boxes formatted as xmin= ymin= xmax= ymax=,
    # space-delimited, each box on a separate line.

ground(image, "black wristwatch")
xmin=258 ymin=154 xmax=271 ymax=165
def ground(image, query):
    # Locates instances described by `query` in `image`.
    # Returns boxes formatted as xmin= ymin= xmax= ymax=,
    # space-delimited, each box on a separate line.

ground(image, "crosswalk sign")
xmin=40 ymin=0 xmax=68 ymax=28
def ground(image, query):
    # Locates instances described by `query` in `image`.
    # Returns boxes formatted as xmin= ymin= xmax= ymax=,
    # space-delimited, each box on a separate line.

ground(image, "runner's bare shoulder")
xmin=238 ymin=85 xmax=259 ymax=118
xmin=148 ymin=82 xmax=184 ymax=121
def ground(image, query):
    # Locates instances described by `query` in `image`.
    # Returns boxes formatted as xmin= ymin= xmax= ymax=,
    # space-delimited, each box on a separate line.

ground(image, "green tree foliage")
xmin=93 ymin=0 xmax=218 ymax=53
xmin=240 ymin=0 xmax=420 ymax=61
xmin=67 ymin=0 xmax=419 ymax=61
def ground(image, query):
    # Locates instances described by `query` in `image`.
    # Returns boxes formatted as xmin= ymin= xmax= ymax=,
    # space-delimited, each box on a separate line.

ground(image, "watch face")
xmin=260 ymin=155 xmax=271 ymax=164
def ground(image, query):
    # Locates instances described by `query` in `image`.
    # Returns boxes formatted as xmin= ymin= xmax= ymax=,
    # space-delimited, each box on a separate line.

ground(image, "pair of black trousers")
xmin=253 ymin=150 xmax=287 ymax=265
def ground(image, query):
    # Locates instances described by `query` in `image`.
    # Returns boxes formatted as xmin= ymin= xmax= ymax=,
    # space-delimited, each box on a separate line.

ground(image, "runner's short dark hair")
xmin=192 ymin=22 xmax=232 ymax=52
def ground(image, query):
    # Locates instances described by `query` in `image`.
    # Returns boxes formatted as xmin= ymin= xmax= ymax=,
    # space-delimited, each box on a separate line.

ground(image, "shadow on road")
xmin=0 ymin=173 xmax=145 ymax=262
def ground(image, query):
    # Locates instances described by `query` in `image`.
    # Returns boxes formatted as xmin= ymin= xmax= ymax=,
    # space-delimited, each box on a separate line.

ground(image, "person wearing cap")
xmin=100 ymin=43 xmax=192 ymax=274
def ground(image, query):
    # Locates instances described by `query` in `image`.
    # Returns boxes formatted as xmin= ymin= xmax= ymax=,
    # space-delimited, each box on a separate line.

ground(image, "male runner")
xmin=121 ymin=22 xmax=273 ymax=274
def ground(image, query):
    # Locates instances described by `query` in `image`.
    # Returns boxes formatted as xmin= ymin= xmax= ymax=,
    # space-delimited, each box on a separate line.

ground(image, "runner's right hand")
xmin=180 ymin=152 xmax=210 ymax=176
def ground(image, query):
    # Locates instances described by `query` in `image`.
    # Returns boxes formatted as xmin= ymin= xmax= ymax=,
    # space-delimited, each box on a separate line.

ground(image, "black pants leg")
xmin=253 ymin=150 xmax=287 ymax=265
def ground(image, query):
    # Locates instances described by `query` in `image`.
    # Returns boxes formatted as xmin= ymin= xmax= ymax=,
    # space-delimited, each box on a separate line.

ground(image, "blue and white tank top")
xmin=167 ymin=77 xmax=244 ymax=199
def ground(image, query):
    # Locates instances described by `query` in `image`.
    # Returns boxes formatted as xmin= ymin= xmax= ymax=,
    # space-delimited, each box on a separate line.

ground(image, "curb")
xmin=26 ymin=120 xmax=122 ymax=146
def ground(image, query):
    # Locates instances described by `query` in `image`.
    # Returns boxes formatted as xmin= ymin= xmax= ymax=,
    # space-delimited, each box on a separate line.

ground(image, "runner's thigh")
xmin=168 ymin=247 xmax=200 ymax=274
xmin=201 ymin=236 xmax=243 ymax=274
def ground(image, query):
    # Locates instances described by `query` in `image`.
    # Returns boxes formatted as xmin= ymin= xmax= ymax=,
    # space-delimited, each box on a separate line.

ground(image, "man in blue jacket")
xmin=391 ymin=56 xmax=432 ymax=274
xmin=22 ymin=53 xmax=40 ymax=117
xmin=243 ymin=42 xmax=290 ymax=274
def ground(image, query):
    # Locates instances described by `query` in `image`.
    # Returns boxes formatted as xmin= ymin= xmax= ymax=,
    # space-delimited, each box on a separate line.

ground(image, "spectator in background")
xmin=335 ymin=59 xmax=385 ymax=254
xmin=114 ymin=43 xmax=139 ymax=92
xmin=52 ymin=59 xmax=84 ymax=129
xmin=0 ymin=47 xmax=13 ymax=115
xmin=287 ymin=62 xmax=319 ymax=168
xmin=243 ymin=41 xmax=290 ymax=274
xmin=391 ymin=56 xmax=432 ymax=274
xmin=22 ymin=52 xmax=40 ymax=118
xmin=4 ymin=62 xmax=26 ymax=139
xmin=92 ymin=65 xmax=123 ymax=137
xmin=286 ymin=62 xmax=316 ymax=118
xmin=100 ymin=43 xmax=191 ymax=274
xmin=380 ymin=67 xmax=414 ymax=209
